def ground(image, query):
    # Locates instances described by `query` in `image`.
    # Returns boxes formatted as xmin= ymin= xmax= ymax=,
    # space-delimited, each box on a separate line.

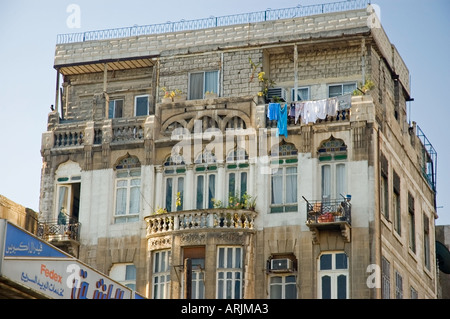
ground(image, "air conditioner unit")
xmin=270 ymin=258 xmax=293 ymax=272
xmin=267 ymin=87 xmax=288 ymax=102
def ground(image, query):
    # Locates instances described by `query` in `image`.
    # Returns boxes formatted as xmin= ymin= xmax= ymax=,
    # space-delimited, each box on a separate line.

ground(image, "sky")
xmin=0 ymin=0 xmax=449 ymax=224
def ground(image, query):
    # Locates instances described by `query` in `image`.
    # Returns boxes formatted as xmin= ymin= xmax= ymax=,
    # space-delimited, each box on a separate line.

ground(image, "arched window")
xmin=114 ymin=155 xmax=141 ymax=223
xmin=163 ymin=155 xmax=185 ymax=212
xmin=270 ymin=142 xmax=298 ymax=213
xmin=318 ymin=136 xmax=347 ymax=201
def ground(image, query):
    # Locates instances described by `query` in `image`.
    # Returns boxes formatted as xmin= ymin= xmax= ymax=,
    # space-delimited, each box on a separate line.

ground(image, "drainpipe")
xmin=294 ymin=44 xmax=298 ymax=101
xmin=55 ymin=69 xmax=61 ymax=119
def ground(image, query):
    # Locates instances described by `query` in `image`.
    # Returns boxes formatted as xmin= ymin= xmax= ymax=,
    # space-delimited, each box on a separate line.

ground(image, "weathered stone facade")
xmin=40 ymin=4 xmax=437 ymax=299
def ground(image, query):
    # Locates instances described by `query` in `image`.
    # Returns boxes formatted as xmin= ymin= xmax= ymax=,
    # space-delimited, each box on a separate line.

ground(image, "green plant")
xmin=154 ymin=206 xmax=168 ymax=215
xmin=257 ymin=71 xmax=276 ymax=100
xmin=211 ymin=198 xmax=223 ymax=209
xmin=353 ymin=80 xmax=375 ymax=96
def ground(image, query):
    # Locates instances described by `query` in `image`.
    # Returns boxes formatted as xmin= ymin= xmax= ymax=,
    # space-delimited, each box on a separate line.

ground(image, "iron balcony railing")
xmin=57 ymin=0 xmax=370 ymax=44
xmin=37 ymin=217 xmax=81 ymax=242
xmin=303 ymin=197 xmax=351 ymax=225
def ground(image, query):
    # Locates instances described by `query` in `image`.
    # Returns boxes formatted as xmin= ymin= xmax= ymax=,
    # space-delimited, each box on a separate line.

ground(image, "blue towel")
xmin=268 ymin=103 xmax=280 ymax=121
xmin=277 ymin=104 xmax=288 ymax=137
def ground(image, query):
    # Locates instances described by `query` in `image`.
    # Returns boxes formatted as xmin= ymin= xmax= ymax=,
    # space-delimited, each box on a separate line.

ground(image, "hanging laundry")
xmin=315 ymin=99 xmax=328 ymax=120
xmin=337 ymin=94 xmax=352 ymax=110
xmin=277 ymin=104 xmax=288 ymax=137
xmin=289 ymin=103 xmax=296 ymax=118
xmin=267 ymin=103 xmax=280 ymax=121
xmin=294 ymin=102 xmax=304 ymax=124
xmin=326 ymin=97 xmax=338 ymax=117
xmin=302 ymin=101 xmax=318 ymax=124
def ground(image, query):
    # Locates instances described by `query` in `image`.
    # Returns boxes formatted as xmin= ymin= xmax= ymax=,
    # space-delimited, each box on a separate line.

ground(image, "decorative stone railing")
xmin=145 ymin=209 xmax=257 ymax=237
xmin=36 ymin=217 xmax=81 ymax=242
xmin=53 ymin=126 xmax=85 ymax=148
xmin=111 ymin=118 xmax=144 ymax=143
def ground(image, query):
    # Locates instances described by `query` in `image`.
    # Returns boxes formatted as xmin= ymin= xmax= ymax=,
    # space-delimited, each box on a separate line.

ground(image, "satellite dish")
xmin=436 ymin=241 xmax=450 ymax=274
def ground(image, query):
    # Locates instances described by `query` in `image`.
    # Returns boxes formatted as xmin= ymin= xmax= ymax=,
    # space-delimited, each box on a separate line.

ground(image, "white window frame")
xmin=269 ymin=275 xmax=297 ymax=299
xmin=291 ymin=87 xmax=310 ymax=101
xmin=114 ymin=168 xmax=141 ymax=223
xmin=216 ymin=246 xmax=243 ymax=299
xmin=270 ymin=162 xmax=298 ymax=213
xmin=55 ymin=176 xmax=81 ymax=220
xmin=109 ymin=263 xmax=137 ymax=290
xmin=188 ymin=70 xmax=220 ymax=100
xmin=226 ymin=169 xmax=248 ymax=202
xmin=164 ymin=175 xmax=185 ymax=212
xmin=328 ymin=82 xmax=357 ymax=98
xmin=152 ymin=250 xmax=171 ymax=299
xmin=195 ymin=171 xmax=217 ymax=209
xmin=108 ymin=98 xmax=124 ymax=118
xmin=320 ymin=162 xmax=347 ymax=202
xmin=134 ymin=94 xmax=149 ymax=117
xmin=317 ymin=251 xmax=349 ymax=299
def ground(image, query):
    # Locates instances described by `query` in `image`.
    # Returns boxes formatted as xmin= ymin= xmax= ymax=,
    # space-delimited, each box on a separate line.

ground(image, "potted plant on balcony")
xmin=161 ymin=87 xmax=173 ymax=103
xmin=173 ymin=89 xmax=185 ymax=102
xmin=204 ymin=91 xmax=218 ymax=99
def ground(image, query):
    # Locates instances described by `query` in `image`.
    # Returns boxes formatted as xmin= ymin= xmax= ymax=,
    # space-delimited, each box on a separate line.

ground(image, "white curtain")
xmin=189 ymin=73 xmax=203 ymax=99
xmin=285 ymin=167 xmax=297 ymax=204
xmin=271 ymin=170 xmax=283 ymax=204
xmin=321 ymin=165 xmax=331 ymax=201
xmin=129 ymin=178 xmax=140 ymax=214
xmin=115 ymin=180 xmax=127 ymax=215
xmin=335 ymin=164 xmax=346 ymax=199
xmin=205 ymin=71 xmax=218 ymax=94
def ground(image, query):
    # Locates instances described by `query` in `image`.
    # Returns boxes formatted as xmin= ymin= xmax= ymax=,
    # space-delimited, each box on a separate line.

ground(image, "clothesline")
xmin=267 ymin=93 xmax=352 ymax=126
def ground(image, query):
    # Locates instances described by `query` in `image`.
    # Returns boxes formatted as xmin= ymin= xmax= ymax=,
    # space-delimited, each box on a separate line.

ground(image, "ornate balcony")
xmin=303 ymin=197 xmax=351 ymax=243
xmin=145 ymin=208 xmax=257 ymax=237
xmin=36 ymin=217 xmax=81 ymax=257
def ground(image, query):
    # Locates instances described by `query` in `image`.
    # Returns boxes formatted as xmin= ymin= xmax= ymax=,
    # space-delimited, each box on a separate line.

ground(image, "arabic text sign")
xmin=4 ymin=222 xmax=67 ymax=258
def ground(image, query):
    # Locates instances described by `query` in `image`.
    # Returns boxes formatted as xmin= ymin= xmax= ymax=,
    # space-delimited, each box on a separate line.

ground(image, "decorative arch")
xmin=194 ymin=149 xmax=217 ymax=164
xmin=317 ymin=136 xmax=347 ymax=161
xmin=270 ymin=141 xmax=298 ymax=157
xmin=114 ymin=153 xmax=141 ymax=170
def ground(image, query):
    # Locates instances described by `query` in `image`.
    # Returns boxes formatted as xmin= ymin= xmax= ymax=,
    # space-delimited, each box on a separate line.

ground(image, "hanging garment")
xmin=315 ymin=99 xmax=328 ymax=120
xmin=337 ymin=94 xmax=352 ymax=110
xmin=302 ymin=101 xmax=319 ymax=124
xmin=294 ymin=102 xmax=304 ymax=124
xmin=289 ymin=103 xmax=296 ymax=118
xmin=277 ymin=103 xmax=288 ymax=137
xmin=268 ymin=103 xmax=280 ymax=121
xmin=326 ymin=97 xmax=338 ymax=117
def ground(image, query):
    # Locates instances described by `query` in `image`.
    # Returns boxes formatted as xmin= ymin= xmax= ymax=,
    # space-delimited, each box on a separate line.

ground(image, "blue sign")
xmin=4 ymin=223 xmax=68 ymax=258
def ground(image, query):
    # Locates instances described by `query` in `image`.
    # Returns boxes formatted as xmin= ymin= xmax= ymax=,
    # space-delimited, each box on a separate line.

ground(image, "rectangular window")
xmin=269 ymin=275 xmax=297 ymax=299
xmin=109 ymin=263 xmax=136 ymax=291
xmin=408 ymin=193 xmax=416 ymax=253
xmin=271 ymin=166 xmax=297 ymax=213
xmin=165 ymin=176 xmax=184 ymax=212
xmin=410 ymin=286 xmax=418 ymax=299
xmin=328 ymin=83 xmax=357 ymax=98
xmin=216 ymin=246 xmax=243 ymax=299
xmin=291 ymin=87 xmax=310 ymax=101
xmin=135 ymin=95 xmax=149 ymax=117
xmin=196 ymin=173 xmax=216 ymax=209
xmin=108 ymin=99 xmax=124 ymax=118
xmin=115 ymin=169 xmax=140 ymax=223
xmin=393 ymin=171 xmax=401 ymax=235
xmin=380 ymin=154 xmax=389 ymax=220
xmin=424 ymin=214 xmax=431 ymax=270
xmin=381 ymin=257 xmax=390 ymax=299
xmin=395 ymin=271 xmax=403 ymax=299
xmin=321 ymin=163 xmax=346 ymax=201
xmin=227 ymin=171 xmax=248 ymax=202
xmin=56 ymin=182 xmax=81 ymax=221
xmin=318 ymin=252 xmax=348 ymax=299
xmin=152 ymin=250 xmax=171 ymax=299
xmin=189 ymin=71 xmax=219 ymax=100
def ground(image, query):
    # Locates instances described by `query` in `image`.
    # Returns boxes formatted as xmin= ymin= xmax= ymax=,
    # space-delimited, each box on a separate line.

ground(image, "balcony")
xmin=303 ymin=197 xmax=351 ymax=243
xmin=145 ymin=208 xmax=257 ymax=237
xmin=36 ymin=217 xmax=81 ymax=257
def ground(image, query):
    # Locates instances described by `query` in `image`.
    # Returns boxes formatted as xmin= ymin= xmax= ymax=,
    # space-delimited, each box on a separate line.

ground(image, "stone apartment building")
xmin=38 ymin=0 xmax=438 ymax=298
